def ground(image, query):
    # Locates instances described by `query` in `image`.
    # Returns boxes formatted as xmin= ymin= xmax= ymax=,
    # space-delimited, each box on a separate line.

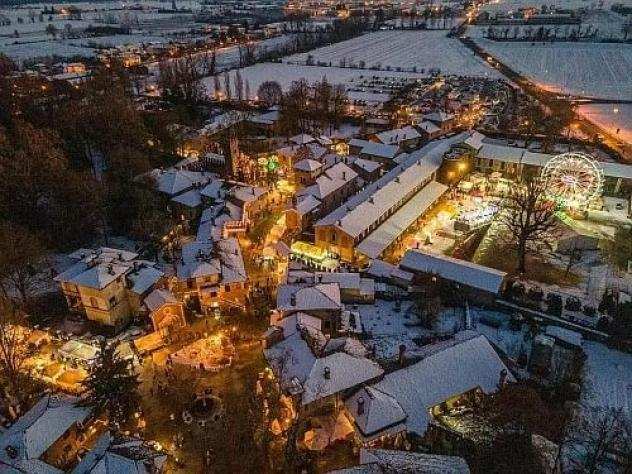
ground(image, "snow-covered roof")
xmin=294 ymin=194 xmax=322 ymax=216
xmin=290 ymin=133 xmax=315 ymax=145
xmin=545 ymin=325 xmax=583 ymax=348
xmin=273 ymin=312 xmax=323 ymax=338
xmin=401 ymin=249 xmax=507 ymax=294
xmin=149 ymin=169 xmax=213 ymax=197
xmin=144 ymin=288 xmax=178 ymax=312
xmin=301 ymin=353 xmax=383 ymax=406
xmin=277 ymin=283 xmax=342 ymax=312
xmin=463 ymin=130 xmax=486 ymax=151
xmin=231 ymin=185 xmax=268 ymax=204
xmin=345 ymin=387 xmax=407 ymax=439
xmin=314 ymin=272 xmax=361 ymax=290
xmin=297 ymin=162 xmax=357 ymax=201
xmin=0 ymin=395 xmax=90 ymax=463
xmin=425 ymin=111 xmax=455 ymax=124
xmin=478 ymin=143 xmax=525 ymax=163
xmin=200 ymin=179 xmax=225 ymax=200
xmin=350 ymin=157 xmax=383 ymax=174
xmin=317 ymin=134 xmax=467 ymax=234
xmin=126 ymin=265 xmax=164 ymax=295
xmin=62 ymin=262 xmax=129 ymax=290
xmin=355 ymin=334 xmax=513 ymax=436
xmin=176 ymin=238 xmax=246 ymax=284
xmin=357 ymin=181 xmax=448 ymax=260
xmin=171 ymin=188 xmax=202 ymax=208
xmin=71 ymin=432 xmax=167 ymax=474
xmin=364 ymin=259 xmax=414 ymax=284
xmin=358 ymin=141 xmax=400 ymax=160
xmin=294 ymin=158 xmax=323 ymax=173
xmin=250 ymin=109 xmax=280 ymax=125
xmin=332 ymin=449 xmax=470 ymax=474
xmin=418 ymin=120 xmax=441 ymax=135
xmin=375 ymin=126 xmax=421 ymax=145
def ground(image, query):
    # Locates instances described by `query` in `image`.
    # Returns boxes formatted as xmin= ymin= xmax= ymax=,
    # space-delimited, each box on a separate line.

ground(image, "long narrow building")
xmin=314 ymin=133 xmax=467 ymax=262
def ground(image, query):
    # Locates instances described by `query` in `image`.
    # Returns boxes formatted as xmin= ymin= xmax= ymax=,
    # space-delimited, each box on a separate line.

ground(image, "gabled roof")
xmin=71 ymin=432 xmax=167 ymax=474
xmin=63 ymin=263 xmax=129 ymax=290
xmin=149 ymin=169 xmax=213 ymax=197
xmin=418 ymin=120 xmax=441 ymax=135
xmin=400 ymin=249 xmax=507 ymax=294
xmin=294 ymin=194 xmax=322 ymax=216
xmin=294 ymin=158 xmax=324 ymax=173
xmin=355 ymin=334 xmax=513 ymax=436
xmin=0 ymin=395 xmax=90 ymax=463
xmin=290 ymin=133 xmax=315 ymax=145
xmin=425 ymin=111 xmax=455 ymax=124
xmin=345 ymin=387 xmax=407 ymax=438
xmin=274 ymin=312 xmax=322 ymax=338
xmin=375 ymin=126 xmax=421 ymax=145
xmin=144 ymin=288 xmax=178 ymax=312
xmin=126 ymin=266 xmax=164 ymax=295
xmin=277 ymin=283 xmax=342 ymax=312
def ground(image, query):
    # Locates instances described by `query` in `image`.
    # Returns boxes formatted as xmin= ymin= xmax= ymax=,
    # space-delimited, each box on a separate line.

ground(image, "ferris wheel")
xmin=540 ymin=152 xmax=604 ymax=207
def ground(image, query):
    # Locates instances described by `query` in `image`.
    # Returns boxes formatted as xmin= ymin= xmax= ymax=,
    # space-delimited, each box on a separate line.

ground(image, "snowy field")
xmin=474 ymin=38 xmax=632 ymax=100
xmin=480 ymin=0 xmax=624 ymax=15
xmin=0 ymin=1 xmax=200 ymax=62
xmin=201 ymin=62 xmax=432 ymax=99
xmin=577 ymin=103 xmax=632 ymax=145
xmin=284 ymin=30 xmax=501 ymax=78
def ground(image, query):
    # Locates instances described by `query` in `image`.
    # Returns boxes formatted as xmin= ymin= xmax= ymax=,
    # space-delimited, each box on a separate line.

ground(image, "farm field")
xmin=284 ymin=30 xmax=501 ymax=79
xmin=474 ymin=38 xmax=632 ymax=100
xmin=201 ymin=62 xmax=429 ymax=99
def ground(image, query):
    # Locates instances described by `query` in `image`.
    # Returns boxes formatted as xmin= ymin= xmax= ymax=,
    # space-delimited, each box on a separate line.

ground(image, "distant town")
xmin=0 ymin=0 xmax=632 ymax=472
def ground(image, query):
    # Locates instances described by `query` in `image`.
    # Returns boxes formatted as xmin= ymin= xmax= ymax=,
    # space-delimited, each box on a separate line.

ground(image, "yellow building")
xmin=55 ymin=248 xmax=164 ymax=332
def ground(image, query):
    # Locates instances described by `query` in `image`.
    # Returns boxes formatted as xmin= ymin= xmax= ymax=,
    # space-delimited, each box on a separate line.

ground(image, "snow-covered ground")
xmin=358 ymin=299 xmax=466 ymax=361
xmin=284 ymin=30 xmax=501 ymax=78
xmin=473 ymin=38 xmax=632 ymax=100
xmin=582 ymin=341 xmax=632 ymax=413
xmin=480 ymin=0 xmax=624 ymax=16
xmin=201 ymin=62 xmax=431 ymax=99
xmin=577 ymin=103 xmax=632 ymax=146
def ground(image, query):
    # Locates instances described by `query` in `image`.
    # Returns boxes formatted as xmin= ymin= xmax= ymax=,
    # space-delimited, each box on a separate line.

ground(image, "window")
xmin=224 ymin=284 xmax=230 ymax=292
xmin=90 ymin=297 xmax=99 ymax=308
xmin=109 ymin=296 xmax=117 ymax=308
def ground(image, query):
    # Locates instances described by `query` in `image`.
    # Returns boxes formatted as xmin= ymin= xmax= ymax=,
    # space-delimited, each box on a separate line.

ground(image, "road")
xmin=459 ymin=35 xmax=632 ymax=162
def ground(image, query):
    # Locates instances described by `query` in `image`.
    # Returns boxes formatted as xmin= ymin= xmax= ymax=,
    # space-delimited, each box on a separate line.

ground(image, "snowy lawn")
xmin=284 ymin=30 xmax=501 ymax=78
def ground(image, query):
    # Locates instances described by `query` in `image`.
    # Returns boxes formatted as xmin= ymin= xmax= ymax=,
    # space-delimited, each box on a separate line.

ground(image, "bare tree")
xmin=158 ymin=54 xmax=204 ymax=107
xmin=498 ymin=178 xmax=558 ymax=274
xmin=0 ymin=221 xmax=47 ymax=308
xmin=0 ymin=299 xmax=33 ymax=416
xmin=564 ymin=407 xmax=632 ymax=474
xmin=257 ymin=81 xmax=283 ymax=108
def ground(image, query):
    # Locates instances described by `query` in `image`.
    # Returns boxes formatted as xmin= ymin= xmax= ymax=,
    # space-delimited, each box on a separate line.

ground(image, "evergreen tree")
xmin=81 ymin=339 xmax=140 ymax=426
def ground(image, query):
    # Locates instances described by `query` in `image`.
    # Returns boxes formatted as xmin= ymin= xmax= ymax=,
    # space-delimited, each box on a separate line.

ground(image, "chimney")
xmin=317 ymin=274 xmax=322 ymax=283
xmin=342 ymin=171 xmax=346 ymax=180
xmin=398 ymin=344 xmax=406 ymax=366
xmin=107 ymin=264 xmax=115 ymax=275
xmin=357 ymin=397 xmax=365 ymax=415
xmin=395 ymin=177 xmax=400 ymax=183
xmin=368 ymin=197 xmax=374 ymax=204
xmin=323 ymin=366 xmax=330 ymax=379
xmin=498 ymin=368 xmax=508 ymax=389
xmin=251 ymin=187 xmax=256 ymax=195
xmin=290 ymin=293 xmax=297 ymax=306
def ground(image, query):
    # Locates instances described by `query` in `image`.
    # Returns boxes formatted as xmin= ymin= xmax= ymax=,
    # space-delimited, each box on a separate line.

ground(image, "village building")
xmin=400 ymin=249 xmax=508 ymax=300
xmin=71 ymin=432 xmax=167 ymax=473
xmin=55 ymin=248 xmax=164 ymax=332
xmin=424 ymin=111 xmax=458 ymax=134
xmin=348 ymin=138 xmax=400 ymax=165
xmin=373 ymin=126 xmax=422 ymax=151
xmin=343 ymin=333 xmax=514 ymax=444
xmin=263 ymin=323 xmax=383 ymax=411
xmin=276 ymin=282 xmax=343 ymax=331
xmin=315 ymin=134 xmax=466 ymax=262
xmin=0 ymin=394 xmax=92 ymax=473
xmin=173 ymin=238 xmax=247 ymax=315
xmin=286 ymin=271 xmax=375 ymax=304
xmin=144 ymin=288 xmax=186 ymax=335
